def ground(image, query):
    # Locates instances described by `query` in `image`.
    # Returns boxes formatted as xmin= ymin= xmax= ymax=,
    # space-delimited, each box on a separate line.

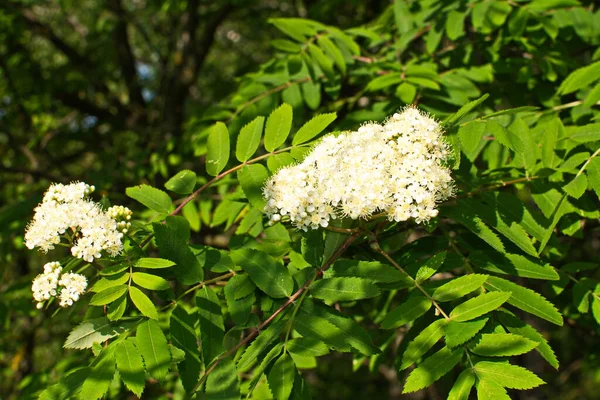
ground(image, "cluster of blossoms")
xmin=31 ymin=262 xmax=87 ymax=308
xmin=25 ymin=182 xmax=132 ymax=262
xmin=263 ymin=107 xmax=454 ymax=230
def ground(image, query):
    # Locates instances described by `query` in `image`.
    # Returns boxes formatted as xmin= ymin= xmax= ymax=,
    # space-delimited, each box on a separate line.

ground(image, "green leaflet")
xmin=308 ymin=44 xmax=334 ymax=79
xmin=89 ymin=285 xmax=128 ymax=306
xmin=415 ymin=251 xmax=446 ymax=283
xmin=238 ymin=164 xmax=269 ymax=209
xmin=38 ymin=368 xmax=89 ymax=400
xmin=236 ymin=116 xmax=264 ymax=162
xmin=557 ymin=60 xmax=600 ymax=95
xmin=324 ymin=259 xmax=405 ymax=283
xmin=129 ymin=286 xmax=158 ymax=320
xmin=170 ymin=306 xmax=201 ymax=393
xmin=449 ymin=291 xmax=511 ymax=322
xmin=286 ymin=337 xmax=330 ymax=357
xmin=115 ymin=340 xmax=145 ymax=397
xmin=380 ymin=294 xmax=432 ymax=329
xmin=231 ymin=248 xmax=293 ymax=298
xmin=79 ymin=347 xmax=116 ymax=400
xmin=63 ymin=317 xmax=134 ymax=350
xmin=197 ymin=286 xmax=225 ymax=365
xmin=476 ymin=379 xmax=511 ymax=400
xmin=447 ymin=369 xmax=475 ymax=400
xmin=484 ymin=276 xmax=563 ymax=325
xmin=290 ymin=372 xmax=313 ymax=400
xmin=430 ymin=274 xmax=488 ymax=302
xmin=309 ymin=277 xmax=380 ymax=303
xmin=317 ymin=37 xmax=345 ymax=74
xmin=267 ymin=353 xmax=296 ymax=400
xmin=301 ymin=230 xmax=324 ymax=267
xmin=293 ymin=304 xmax=355 ymax=354
xmin=264 ymin=103 xmax=293 ymax=152
xmin=444 ymin=318 xmax=488 ymax=348
xmin=402 ymin=346 xmax=463 ymax=393
xmin=206 ymin=122 xmax=230 ymax=176
xmin=469 ymin=251 xmax=559 ymax=281
xmin=441 ymin=206 xmax=505 ymax=253
xmin=443 ymin=93 xmax=489 ymax=126
xmin=126 ymin=184 xmax=173 ymax=214
xmin=497 ymin=309 xmax=559 ymax=368
xmin=446 ymin=10 xmax=466 ymax=40
xmin=135 ymin=258 xmax=175 ymax=269
xmin=399 ymin=319 xmax=446 ymax=370
xmin=165 ymin=170 xmax=196 ymax=195
xmin=237 ymin=319 xmax=286 ymax=371
xmin=136 ymin=320 xmax=171 ymax=382
xmin=131 ymin=272 xmax=170 ymax=290
xmin=474 ymin=361 xmax=545 ymax=389
xmin=224 ymin=274 xmax=255 ymax=325
xmin=292 ymin=112 xmax=337 ymax=145
xmin=205 ymin=357 xmax=240 ymax=400
xmin=458 ymin=121 xmax=486 ymax=160
xmin=469 ymin=333 xmax=538 ymax=357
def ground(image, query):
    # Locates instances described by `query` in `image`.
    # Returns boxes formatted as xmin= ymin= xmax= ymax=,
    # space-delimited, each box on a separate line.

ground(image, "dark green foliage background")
xmin=1 ymin=0 xmax=600 ymax=399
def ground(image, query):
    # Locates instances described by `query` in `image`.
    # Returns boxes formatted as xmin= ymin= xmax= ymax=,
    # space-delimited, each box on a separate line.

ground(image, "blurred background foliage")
xmin=1 ymin=0 xmax=600 ymax=398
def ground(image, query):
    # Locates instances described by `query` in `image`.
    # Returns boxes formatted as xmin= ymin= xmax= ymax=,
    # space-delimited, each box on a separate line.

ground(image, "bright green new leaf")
xmin=308 ymin=44 xmax=334 ymax=79
xmin=317 ymin=36 xmax=346 ymax=75
xmin=449 ymin=291 xmax=511 ymax=322
xmin=131 ymin=272 xmax=170 ymax=291
xmin=470 ymin=333 xmax=538 ymax=357
xmin=165 ymin=170 xmax=196 ymax=194
xmin=557 ymin=60 xmax=600 ymax=95
xmin=380 ymin=295 xmax=432 ymax=329
xmin=564 ymin=174 xmax=588 ymax=199
xmin=231 ymin=248 xmax=293 ymax=298
xmin=236 ymin=116 xmax=264 ymax=162
xmin=129 ymin=286 xmax=158 ymax=320
xmin=238 ymin=164 xmax=269 ymax=209
xmin=476 ymin=379 xmax=511 ymax=400
xmin=474 ymin=361 xmax=545 ymax=389
xmin=136 ymin=320 xmax=171 ymax=381
xmin=206 ymin=122 xmax=230 ymax=176
xmin=115 ymin=340 xmax=145 ymax=397
xmin=399 ymin=319 xmax=446 ymax=370
xmin=446 ymin=10 xmax=466 ymax=40
xmin=89 ymin=285 xmax=128 ymax=306
xmin=268 ymin=353 xmax=296 ymax=400
xmin=310 ymin=277 xmax=380 ymax=302
xmin=448 ymin=369 xmax=475 ymax=400
xmin=444 ymin=318 xmax=488 ymax=348
xmin=292 ymin=112 xmax=336 ymax=145
xmin=197 ymin=286 xmax=225 ymax=365
xmin=485 ymin=276 xmax=563 ymax=325
xmin=126 ymin=184 xmax=173 ymax=214
xmin=80 ymin=348 xmax=116 ymax=400
xmin=403 ymin=346 xmax=463 ymax=393
xmin=264 ymin=103 xmax=293 ymax=152
xmin=135 ymin=258 xmax=175 ymax=269
xmin=431 ymin=274 xmax=488 ymax=302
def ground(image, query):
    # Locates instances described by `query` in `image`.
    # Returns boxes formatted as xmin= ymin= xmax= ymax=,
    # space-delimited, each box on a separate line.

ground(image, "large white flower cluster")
xmin=263 ymin=107 xmax=454 ymax=230
xmin=31 ymin=261 xmax=88 ymax=309
xmin=25 ymin=182 xmax=132 ymax=262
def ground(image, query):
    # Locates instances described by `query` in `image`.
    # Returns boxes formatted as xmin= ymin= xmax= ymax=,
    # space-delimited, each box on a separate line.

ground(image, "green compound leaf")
xmin=448 ymin=369 xmax=475 ymax=400
xmin=399 ymin=319 xmax=446 ymax=370
xmin=170 ymin=306 xmax=201 ymax=393
xmin=231 ymin=248 xmax=293 ymax=298
xmin=89 ymin=285 xmax=128 ymax=306
xmin=267 ymin=353 xmax=296 ymax=400
xmin=165 ymin=169 xmax=196 ymax=195
xmin=449 ymin=291 xmax=511 ymax=322
xmin=431 ymin=274 xmax=488 ymax=302
xmin=136 ymin=320 xmax=171 ymax=382
xmin=309 ymin=277 xmax=380 ymax=303
xmin=115 ymin=340 xmax=145 ymax=397
xmin=236 ymin=116 xmax=265 ymax=162
xmin=80 ymin=347 xmax=116 ymax=400
xmin=470 ymin=333 xmax=538 ymax=357
xmin=238 ymin=164 xmax=269 ymax=210
xmin=129 ymin=286 xmax=158 ymax=320
xmin=64 ymin=317 xmax=134 ymax=350
xmin=264 ymin=103 xmax=293 ymax=152
xmin=135 ymin=258 xmax=175 ymax=269
xmin=474 ymin=361 xmax=545 ymax=389
xmin=131 ymin=272 xmax=170 ymax=291
xmin=402 ymin=346 xmax=463 ymax=393
xmin=484 ymin=276 xmax=563 ymax=326
xmin=444 ymin=318 xmax=488 ymax=348
xmin=206 ymin=122 xmax=230 ymax=176
xmin=292 ymin=112 xmax=337 ymax=145
xmin=197 ymin=286 xmax=225 ymax=366
xmin=381 ymin=294 xmax=432 ymax=329
xmin=126 ymin=184 xmax=173 ymax=214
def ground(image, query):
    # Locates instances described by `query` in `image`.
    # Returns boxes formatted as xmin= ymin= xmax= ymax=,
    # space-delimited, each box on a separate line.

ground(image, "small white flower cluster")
xmin=263 ymin=107 xmax=454 ymax=230
xmin=31 ymin=262 xmax=88 ymax=309
xmin=25 ymin=182 xmax=132 ymax=262
xmin=106 ymin=205 xmax=133 ymax=234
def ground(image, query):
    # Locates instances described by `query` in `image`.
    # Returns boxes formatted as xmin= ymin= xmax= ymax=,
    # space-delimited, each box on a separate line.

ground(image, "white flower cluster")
xmin=263 ymin=107 xmax=454 ymax=230
xmin=25 ymin=182 xmax=132 ymax=262
xmin=31 ymin=262 xmax=88 ymax=308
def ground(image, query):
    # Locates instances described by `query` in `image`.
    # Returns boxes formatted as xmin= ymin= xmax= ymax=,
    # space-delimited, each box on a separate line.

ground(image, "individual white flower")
xmin=24 ymin=182 xmax=130 ymax=262
xmin=263 ymin=107 xmax=454 ymax=230
xmin=57 ymin=272 xmax=88 ymax=307
xmin=31 ymin=261 xmax=62 ymax=308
